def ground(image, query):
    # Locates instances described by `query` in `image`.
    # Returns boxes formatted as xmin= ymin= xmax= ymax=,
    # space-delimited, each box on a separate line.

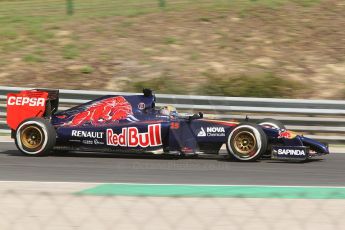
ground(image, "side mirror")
xmin=188 ymin=112 xmax=203 ymax=122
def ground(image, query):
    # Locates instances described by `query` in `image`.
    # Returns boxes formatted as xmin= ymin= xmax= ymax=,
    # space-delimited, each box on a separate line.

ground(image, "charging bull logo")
xmin=279 ymin=130 xmax=298 ymax=139
xmin=70 ymin=96 xmax=133 ymax=126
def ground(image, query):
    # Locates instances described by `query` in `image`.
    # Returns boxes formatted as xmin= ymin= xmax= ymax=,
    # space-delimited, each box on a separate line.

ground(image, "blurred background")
xmin=0 ymin=0 xmax=344 ymax=99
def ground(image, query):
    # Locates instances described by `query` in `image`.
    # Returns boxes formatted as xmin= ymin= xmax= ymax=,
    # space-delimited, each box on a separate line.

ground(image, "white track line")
xmin=0 ymin=181 xmax=344 ymax=189
xmin=0 ymin=180 xmax=103 ymax=185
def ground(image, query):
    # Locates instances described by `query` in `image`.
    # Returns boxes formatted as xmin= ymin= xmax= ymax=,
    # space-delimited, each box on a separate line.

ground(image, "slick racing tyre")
xmin=258 ymin=118 xmax=286 ymax=130
xmin=15 ymin=118 xmax=56 ymax=156
xmin=226 ymin=123 xmax=268 ymax=162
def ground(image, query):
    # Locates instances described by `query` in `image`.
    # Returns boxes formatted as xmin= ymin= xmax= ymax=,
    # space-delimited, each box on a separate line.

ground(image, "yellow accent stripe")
xmin=201 ymin=119 xmax=239 ymax=125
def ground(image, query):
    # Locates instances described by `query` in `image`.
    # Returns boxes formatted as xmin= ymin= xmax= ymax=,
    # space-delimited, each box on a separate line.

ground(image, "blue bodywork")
xmin=50 ymin=92 xmax=329 ymax=159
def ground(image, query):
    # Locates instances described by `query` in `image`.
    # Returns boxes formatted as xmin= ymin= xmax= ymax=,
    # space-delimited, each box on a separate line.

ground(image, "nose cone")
xmin=300 ymin=136 xmax=330 ymax=155
xmin=319 ymin=142 xmax=330 ymax=155
xmin=323 ymin=143 xmax=330 ymax=154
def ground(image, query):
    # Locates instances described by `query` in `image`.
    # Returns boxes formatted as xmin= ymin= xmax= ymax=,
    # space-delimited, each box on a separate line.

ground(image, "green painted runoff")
xmin=78 ymin=184 xmax=345 ymax=199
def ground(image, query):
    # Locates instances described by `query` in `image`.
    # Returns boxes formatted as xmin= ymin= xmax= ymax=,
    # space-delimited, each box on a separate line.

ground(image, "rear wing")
xmin=6 ymin=89 xmax=59 ymax=130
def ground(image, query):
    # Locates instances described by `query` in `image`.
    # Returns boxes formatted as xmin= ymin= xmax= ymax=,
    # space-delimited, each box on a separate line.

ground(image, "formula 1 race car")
xmin=6 ymin=89 xmax=329 ymax=161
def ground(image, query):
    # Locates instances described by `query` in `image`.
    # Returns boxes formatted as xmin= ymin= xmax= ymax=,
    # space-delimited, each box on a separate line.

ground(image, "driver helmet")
xmin=159 ymin=105 xmax=178 ymax=117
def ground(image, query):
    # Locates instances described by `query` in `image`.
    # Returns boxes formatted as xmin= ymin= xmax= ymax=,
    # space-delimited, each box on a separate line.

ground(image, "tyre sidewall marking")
xmin=228 ymin=125 xmax=262 ymax=161
xmin=16 ymin=121 xmax=48 ymax=155
xmin=259 ymin=122 xmax=281 ymax=130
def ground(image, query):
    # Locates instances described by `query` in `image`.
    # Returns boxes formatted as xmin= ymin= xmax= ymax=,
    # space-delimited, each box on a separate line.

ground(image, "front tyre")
xmin=226 ymin=123 xmax=267 ymax=162
xmin=258 ymin=118 xmax=285 ymax=130
xmin=15 ymin=118 xmax=56 ymax=156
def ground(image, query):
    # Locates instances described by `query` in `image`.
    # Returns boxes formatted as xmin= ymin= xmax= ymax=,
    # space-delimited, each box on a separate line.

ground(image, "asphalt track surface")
xmin=0 ymin=142 xmax=344 ymax=186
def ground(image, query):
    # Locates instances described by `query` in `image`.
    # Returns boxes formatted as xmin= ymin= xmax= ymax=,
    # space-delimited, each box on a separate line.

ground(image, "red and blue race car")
xmin=6 ymin=89 xmax=329 ymax=161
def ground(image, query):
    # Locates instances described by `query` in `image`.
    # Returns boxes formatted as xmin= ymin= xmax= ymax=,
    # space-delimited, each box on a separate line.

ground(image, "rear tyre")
xmin=15 ymin=118 xmax=56 ymax=156
xmin=258 ymin=118 xmax=285 ymax=130
xmin=226 ymin=123 xmax=267 ymax=162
